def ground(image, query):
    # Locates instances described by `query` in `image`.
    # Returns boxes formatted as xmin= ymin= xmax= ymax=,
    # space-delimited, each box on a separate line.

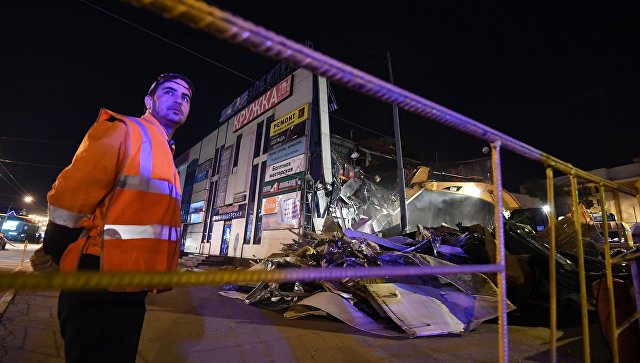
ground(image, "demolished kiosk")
xmin=174 ymin=62 xmax=632 ymax=338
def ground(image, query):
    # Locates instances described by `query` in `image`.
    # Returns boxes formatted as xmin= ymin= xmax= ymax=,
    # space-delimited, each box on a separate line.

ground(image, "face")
xmin=145 ymin=79 xmax=191 ymax=133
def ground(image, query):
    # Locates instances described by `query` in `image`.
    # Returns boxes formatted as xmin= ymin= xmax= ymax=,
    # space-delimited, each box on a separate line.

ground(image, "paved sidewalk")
xmin=0 ymin=253 xmax=611 ymax=363
xmin=0 ymin=277 xmax=611 ymax=363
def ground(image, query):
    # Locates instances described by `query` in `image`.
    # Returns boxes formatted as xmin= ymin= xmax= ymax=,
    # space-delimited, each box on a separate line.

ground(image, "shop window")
xmin=232 ymin=134 xmax=242 ymax=169
xmin=214 ymin=146 xmax=233 ymax=207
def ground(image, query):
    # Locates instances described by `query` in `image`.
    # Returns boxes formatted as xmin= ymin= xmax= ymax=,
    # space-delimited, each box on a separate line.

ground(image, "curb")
xmin=0 ymin=290 xmax=15 ymax=315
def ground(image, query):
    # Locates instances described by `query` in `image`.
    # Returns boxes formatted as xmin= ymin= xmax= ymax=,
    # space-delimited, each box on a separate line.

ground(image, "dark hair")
xmin=147 ymin=73 xmax=194 ymax=97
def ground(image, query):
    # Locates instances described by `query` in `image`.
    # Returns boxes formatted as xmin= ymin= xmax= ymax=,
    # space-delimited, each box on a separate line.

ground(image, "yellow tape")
xmin=0 ymin=264 xmax=504 ymax=291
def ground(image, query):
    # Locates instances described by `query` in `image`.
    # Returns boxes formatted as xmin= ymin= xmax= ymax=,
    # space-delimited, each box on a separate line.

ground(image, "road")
xmin=0 ymin=241 xmax=38 ymax=273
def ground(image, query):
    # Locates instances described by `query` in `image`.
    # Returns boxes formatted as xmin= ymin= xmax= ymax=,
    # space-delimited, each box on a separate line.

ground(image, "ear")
xmin=144 ymin=95 xmax=152 ymax=110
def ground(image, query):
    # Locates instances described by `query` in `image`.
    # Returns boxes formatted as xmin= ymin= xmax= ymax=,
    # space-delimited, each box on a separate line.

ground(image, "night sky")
xmin=2 ymin=1 xmax=639 ymax=214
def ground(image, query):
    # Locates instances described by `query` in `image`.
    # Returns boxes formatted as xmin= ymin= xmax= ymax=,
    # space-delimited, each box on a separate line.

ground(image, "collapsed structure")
xmin=176 ymin=62 xmax=633 ymax=336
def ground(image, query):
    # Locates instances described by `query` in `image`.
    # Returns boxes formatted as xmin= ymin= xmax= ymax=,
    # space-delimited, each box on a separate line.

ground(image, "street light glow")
xmin=23 ymin=196 xmax=34 ymax=203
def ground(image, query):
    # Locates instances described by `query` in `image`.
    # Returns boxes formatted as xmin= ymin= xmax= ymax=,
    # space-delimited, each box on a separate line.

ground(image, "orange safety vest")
xmin=51 ymin=109 xmax=181 ymax=283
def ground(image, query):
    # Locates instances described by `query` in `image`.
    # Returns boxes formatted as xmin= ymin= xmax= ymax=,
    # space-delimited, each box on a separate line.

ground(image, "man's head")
xmin=144 ymin=73 xmax=194 ymax=136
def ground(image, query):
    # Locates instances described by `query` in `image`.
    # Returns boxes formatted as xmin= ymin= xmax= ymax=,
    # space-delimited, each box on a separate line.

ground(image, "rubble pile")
xmin=220 ymin=222 xmax=515 ymax=338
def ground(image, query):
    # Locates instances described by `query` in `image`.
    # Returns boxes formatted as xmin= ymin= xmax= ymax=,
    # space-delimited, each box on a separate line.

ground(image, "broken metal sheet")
xmin=385 ymin=235 xmax=418 ymax=245
xmin=339 ymin=178 xmax=362 ymax=200
xmin=365 ymin=283 xmax=465 ymax=337
xmin=290 ymin=291 xmax=408 ymax=337
xmin=220 ymin=216 xmax=519 ymax=338
xmin=343 ymin=229 xmax=408 ymax=250
xmin=283 ymin=304 xmax=329 ymax=319
xmin=352 ymin=217 xmax=377 ymax=234
xmin=377 ymin=252 xmax=499 ymax=297
xmin=218 ymin=291 xmax=249 ymax=300
xmin=438 ymin=287 xmax=515 ymax=331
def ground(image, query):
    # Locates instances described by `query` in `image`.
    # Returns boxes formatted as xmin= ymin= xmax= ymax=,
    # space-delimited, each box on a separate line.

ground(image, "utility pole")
xmin=386 ymin=51 xmax=408 ymax=233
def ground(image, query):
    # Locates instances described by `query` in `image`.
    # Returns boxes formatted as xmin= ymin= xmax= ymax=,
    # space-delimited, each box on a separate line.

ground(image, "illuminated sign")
xmin=268 ymin=120 xmax=306 ymax=152
xmin=261 ymin=196 xmax=279 ymax=215
xmin=232 ymin=75 xmax=293 ymax=132
xmin=220 ymin=61 xmax=294 ymax=123
xmin=262 ymin=172 xmax=305 ymax=197
xmin=269 ymin=103 xmax=309 ymax=136
xmin=212 ymin=204 xmax=246 ymax=222
xmin=261 ymin=191 xmax=301 ymax=230
xmin=264 ymin=154 xmax=306 ymax=182
xmin=219 ymin=90 xmax=248 ymax=122
xmin=267 ymin=138 xmax=306 ymax=166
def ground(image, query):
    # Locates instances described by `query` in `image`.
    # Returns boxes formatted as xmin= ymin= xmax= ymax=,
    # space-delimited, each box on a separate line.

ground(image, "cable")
xmin=0 ymin=158 xmax=66 ymax=169
xmin=0 ymin=137 xmax=76 ymax=145
xmin=0 ymin=172 xmax=22 ymax=196
xmin=0 ymin=163 xmax=29 ymax=197
xmin=329 ymin=113 xmax=391 ymax=139
xmin=0 ymin=162 xmax=46 ymax=210
xmin=79 ymin=0 xmax=257 ymax=84
xmin=79 ymin=0 xmax=392 ymax=140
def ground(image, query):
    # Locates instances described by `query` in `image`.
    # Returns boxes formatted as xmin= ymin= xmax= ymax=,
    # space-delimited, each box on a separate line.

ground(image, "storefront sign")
xmin=268 ymin=121 xmax=306 ymax=151
xmin=220 ymin=61 xmax=294 ymax=123
xmin=193 ymin=159 xmax=213 ymax=183
xmin=267 ymin=138 xmax=306 ymax=166
xmin=262 ymin=172 xmax=305 ymax=197
xmin=264 ymin=153 xmax=306 ymax=182
xmin=232 ymin=75 xmax=293 ymax=132
xmin=261 ymin=196 xmax=279 ymax=215
xmin=261 ymin=191 xmax=300 ymax=230
xmin=269 ymin=103 xmax=309 ymax=136
xmin=233 ymin=194 xmax=247 ymax=203
xmin=219 ymin=90 xmax=248 ymax=122
xmin=277 ymin=196 xmax=300 ymax=225
xmin=212 ymin=204 xmax=246 ymax=222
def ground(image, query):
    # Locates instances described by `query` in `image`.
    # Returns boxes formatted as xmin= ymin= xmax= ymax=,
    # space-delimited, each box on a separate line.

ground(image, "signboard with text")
xmin=264 ymin=154 xmax=306 ymax=182
xmin=261 ymin=191 xmax=300 ymax=230
xmin=267 ymin=138 xmax=306 ymax=166
xmin=232 ymin=75 xmax=293 ymax=132
xmin=269 ymin=103 xmax=309 ymax=136
xmin=262 ymin=172 xmax=305 ymax=197
xmin=268 ymin=120 xmax=306 ymax=151
xmin=212 ymin=204 xmax=246 ymax=222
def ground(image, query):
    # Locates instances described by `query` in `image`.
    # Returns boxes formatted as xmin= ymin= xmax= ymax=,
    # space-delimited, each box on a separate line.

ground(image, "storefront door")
xmin=220 ymin=220 xmax=232 ymax=256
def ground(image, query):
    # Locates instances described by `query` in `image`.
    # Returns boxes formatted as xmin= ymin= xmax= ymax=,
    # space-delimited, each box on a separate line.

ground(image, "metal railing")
xmin=121 ymin=1 xmax=640 ymax=361
xmin=1 ymin=1 xmax=638 ymax=361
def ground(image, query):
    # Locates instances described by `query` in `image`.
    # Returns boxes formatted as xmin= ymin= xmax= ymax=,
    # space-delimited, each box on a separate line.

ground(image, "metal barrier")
xmin=1 ymin=1 xmax=637 ymax=361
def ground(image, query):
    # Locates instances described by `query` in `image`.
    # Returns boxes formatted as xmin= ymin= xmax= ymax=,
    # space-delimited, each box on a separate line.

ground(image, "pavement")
xmin=0 ymin=246 xmax=613 ymax=363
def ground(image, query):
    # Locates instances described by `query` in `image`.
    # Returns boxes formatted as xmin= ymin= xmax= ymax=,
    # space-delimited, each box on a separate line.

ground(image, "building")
xmin=176 ymin=64 xmax=333 ymax=259
xmin=553 ymin=159 xmax=640 ymax=224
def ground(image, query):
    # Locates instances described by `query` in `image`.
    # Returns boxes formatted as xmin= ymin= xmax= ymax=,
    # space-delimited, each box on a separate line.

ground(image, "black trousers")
xmin=57 ymin=255 xmax=147 ymax=363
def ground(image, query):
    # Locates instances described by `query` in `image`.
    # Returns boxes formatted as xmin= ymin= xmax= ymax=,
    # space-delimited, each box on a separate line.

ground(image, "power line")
xmin=0 ymin=158 xmax=66 ymax=169
xmin=0 ymin=137 xmax=76 ymax=145
xmin=80 ymin=0 xmax=392 ymax=140
xmin=79 ymin=0 xmax=257 ymax=84
xmin=0 ymin=162 xmax=46 ymax=210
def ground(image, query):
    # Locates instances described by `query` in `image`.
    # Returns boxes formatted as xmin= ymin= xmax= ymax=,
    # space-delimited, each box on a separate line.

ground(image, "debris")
xmin=220 ymin=225 xmax=515 ymax=338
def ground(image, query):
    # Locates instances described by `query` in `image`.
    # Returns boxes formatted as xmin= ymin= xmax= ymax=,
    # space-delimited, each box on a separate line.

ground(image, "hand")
xmin=30 ymin=246 xmax=59 ymax=273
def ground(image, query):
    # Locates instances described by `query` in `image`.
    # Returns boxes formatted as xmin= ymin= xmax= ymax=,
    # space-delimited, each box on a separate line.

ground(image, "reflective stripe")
xmin=103 ymin=224 xmax=180 ymax=241
xmin=126 ymin=117 xmax=153 ymax=178
xmin=48 ymin=205 xmax=89 ymax=228
xmin=117 ymin=175 xmax=181 ymax=199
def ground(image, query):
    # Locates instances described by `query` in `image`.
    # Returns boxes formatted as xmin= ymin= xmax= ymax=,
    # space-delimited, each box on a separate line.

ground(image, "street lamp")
xmin=5 ymin=195 xmax=34 ymax=216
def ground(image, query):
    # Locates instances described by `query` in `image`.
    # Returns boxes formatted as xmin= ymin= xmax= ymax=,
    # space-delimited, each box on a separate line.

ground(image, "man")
xmin=0 ymin=231 xmax=8 ymax=250
xmin=30 ymin=73 xmax=193 ymax=363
